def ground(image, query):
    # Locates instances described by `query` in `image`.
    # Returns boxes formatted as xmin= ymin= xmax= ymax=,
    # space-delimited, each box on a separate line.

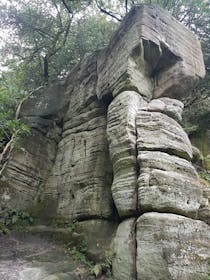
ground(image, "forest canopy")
xmin=0 ymin=0 xmax=210 ymax=151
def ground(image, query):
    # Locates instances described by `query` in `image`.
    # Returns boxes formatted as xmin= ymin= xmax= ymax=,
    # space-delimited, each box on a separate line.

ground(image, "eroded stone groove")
xmin=107 ymin=91 xmax=147 ymax=217
xmin=0 ymin=4 xmax=209 ymax=280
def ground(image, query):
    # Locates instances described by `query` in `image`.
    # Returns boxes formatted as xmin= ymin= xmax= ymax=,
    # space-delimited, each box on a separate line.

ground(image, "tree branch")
xmin=125 ymin=0 xmax=128 ymax=13
xmin=60 ymin=0 xmax=73 ymax=15
xmin=95 ymin=1 xmax=122 ymax=22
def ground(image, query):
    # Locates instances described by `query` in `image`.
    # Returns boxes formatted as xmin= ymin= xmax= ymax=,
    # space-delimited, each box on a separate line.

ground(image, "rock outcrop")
xmin=1 ymin=4 xmax=209 ymax=280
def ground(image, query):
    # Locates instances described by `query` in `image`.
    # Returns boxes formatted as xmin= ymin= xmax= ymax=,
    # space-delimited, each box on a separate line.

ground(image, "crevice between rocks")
xmin=133 ymin=217 xmax=138 ymax=280
xmin=135 ymin=113 xmax=140 ymax=215
xmin=139 ymin=147 xmax=192 ymax=162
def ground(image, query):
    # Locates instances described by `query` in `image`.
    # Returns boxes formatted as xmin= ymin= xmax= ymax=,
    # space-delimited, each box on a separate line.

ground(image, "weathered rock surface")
xmin=36 ymin=54 xmax=113 ymax=222
xmin=107 ymin=91 xmax=147 ymax=217
xmin=97 ymin=5 xmax=205 ymax=101
xmin=70 ymin=219 xmax=118 ymax=262
xmin=137 ymin=151 xmax=201 ymax=217
xmin=146 ymin=98 xmax=184 ymax=122
xmin=112 ymin=218 xmax=136 ymax=280
xmin=136 ymin=213 xmax=210 ymax=280
xmin=0 ymin=84 xmax=64 ymax=210
xmin=0 ymin=4 xmax=208 ymax=280
xmin=136 ymin=110 xmax=193 ymax=160
xmin=198 ymin=182 xmax=210 ymax=226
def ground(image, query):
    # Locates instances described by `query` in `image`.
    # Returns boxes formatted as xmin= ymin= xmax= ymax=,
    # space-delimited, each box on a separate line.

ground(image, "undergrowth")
xmin=0 ymin=207 xmax=34 ymax=235
xmin=199 ymin=170 xmax=210 ymax=184
xmin=63 ymin=221 xmax=114 ymax=278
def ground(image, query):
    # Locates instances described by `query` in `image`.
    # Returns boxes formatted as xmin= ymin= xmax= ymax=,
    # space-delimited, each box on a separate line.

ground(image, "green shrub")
xmin=0 ymin=207 xmax=34 ymax=234
xmin=199 ymin=170 xmax=210 ymax=184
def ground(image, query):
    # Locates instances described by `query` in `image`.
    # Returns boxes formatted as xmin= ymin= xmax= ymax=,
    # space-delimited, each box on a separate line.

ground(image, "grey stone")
xmin=72 ymin=219 xmax=118 ymax=262
xmin=43 ymin=273 xmax=78 ymax=280
xmin=20 ymin=267 xmax=46 ymax=280
xmin=198 ymin=182 xmax=210 ymax=226
xmin=39 ymin=54 xmax=113 ymax=221
xmin=137 ymin=151 xmax=202 ymax=218
xmin=107 ymin=91 xmax=147 ymax=217
xmin=136 ymin=110 xmax=193 ymax=160
xmin=97 ymin=5 xmax=205 ymax=101
xmin=0 ymin=234 xmax=86 ymax=280
xmin=136 ymin=212 xmax=210 ymax=280
xmin=0 ymin=129 xmax=58 ymax=210
xmin=112 ymin=218 xmax=136 ymax=280
xmin=192 ymin=145 xmax=202 ymax=163
xmin=147 ymin=98 xmax=184 ymax=122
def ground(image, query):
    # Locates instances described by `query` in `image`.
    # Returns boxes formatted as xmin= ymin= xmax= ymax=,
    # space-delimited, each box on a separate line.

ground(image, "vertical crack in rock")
xmin=134 ymin=218 xmax=138 ymax=280
xmin=107 ymin=91 xmax=147 ymax=218
xmin=135 ymin=112 xmax=140 ymax=216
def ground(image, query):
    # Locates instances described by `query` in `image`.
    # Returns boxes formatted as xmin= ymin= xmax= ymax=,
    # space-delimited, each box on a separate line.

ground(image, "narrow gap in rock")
xmin=100 ymin=91 xmax=113 ymax=110
xmin=133 ymin=218 xmax=138 ymax=280
xmin=135 ymin=112 xmax=140 ymax=214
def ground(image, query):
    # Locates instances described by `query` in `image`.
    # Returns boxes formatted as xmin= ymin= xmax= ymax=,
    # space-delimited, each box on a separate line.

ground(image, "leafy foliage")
xmin=0 ymin=64 xmax=30 ymax=152
xmin=0 ymin=207 xmax=34 ymax=235
xmin=90 ymin=249 xmax=115 ymax=278
xmin=199 ymin=170 xmax=210 ymax=184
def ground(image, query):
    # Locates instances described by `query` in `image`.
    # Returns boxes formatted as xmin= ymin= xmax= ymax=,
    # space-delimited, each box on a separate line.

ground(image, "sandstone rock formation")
xmin=0 ymin=4 xmax=209 ymax=280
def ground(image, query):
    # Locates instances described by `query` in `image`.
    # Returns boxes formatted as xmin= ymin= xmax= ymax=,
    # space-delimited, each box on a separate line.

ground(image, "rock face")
xmin=41 ymin=55 xmax=113 ymax=222
xmin=136 ymin=213 xmax=210 ymax=280
xmin=97 ymin=5 xmax=205 ymax=101
xmin=107 ymin=91 xmax=147 ymax=217
xmin=0 ymin=84 xmax=64 ymax=210
xmin=112 ymin=218 xmax=136 ymax=280
xmin=137 ymin=151 xmax=201 ymax=218
xmin=136 ymin=110 xmax=193 ymax=160
xmin=1 ymin=4 xmax=209 ymax=280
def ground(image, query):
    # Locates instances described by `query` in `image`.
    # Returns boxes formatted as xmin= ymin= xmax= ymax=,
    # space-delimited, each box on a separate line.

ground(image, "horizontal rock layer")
xmin=138 ymin=151 xmax=201 ymax=218
xmin=146 ymin=97 xmax=184 ymax=122
xmin=136 ymin=110 xmax=193 ymax=160
xmin=41 ymin=54 xmax=113 ymax=221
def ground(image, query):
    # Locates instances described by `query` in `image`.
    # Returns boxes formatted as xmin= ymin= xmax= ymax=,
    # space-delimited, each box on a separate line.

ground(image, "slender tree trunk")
xmin=43 ymin=55 xmax=49 ymax=83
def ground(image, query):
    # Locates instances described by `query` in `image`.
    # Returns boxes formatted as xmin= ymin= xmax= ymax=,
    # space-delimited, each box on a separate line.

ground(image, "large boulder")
xmin=97 ymin=5 xmax=205 ymax=101
xmin=0 ymin=5 xmax=208 ymax=280
xmin=136 ymin=110 xmax=193 ymax=160
xmin=112 ymin=218 xmax=136 ymax=280
xmin=136 ymin=212 xmax=210 ymax=280
xmin=137 ymin=151 xmax=202 ymax=218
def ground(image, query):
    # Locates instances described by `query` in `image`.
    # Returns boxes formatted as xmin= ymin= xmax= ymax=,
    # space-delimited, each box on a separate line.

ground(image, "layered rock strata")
xmin=0 ymin=4 xmax=209 ymax=280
